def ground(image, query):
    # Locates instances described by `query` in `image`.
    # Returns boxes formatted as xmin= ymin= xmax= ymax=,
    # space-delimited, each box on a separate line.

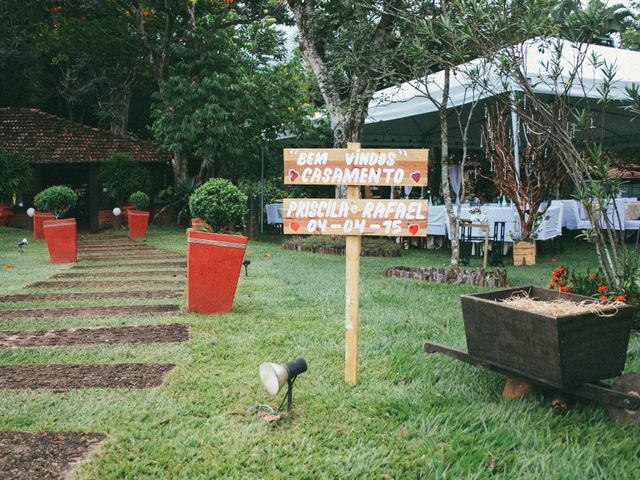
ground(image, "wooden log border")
xmin=383 ymin=266 xmax=507 ymax=288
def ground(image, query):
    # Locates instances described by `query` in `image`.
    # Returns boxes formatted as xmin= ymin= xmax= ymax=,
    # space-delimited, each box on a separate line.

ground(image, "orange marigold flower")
xmin=597 ymin=285 xmax=607 ymax=294
xmin=615 ymin=295 xmax=626 ymax=302
xmin=4 ymin=264 xmax=14 ymax=269
xmin=559 ymin=286 xmax=570 ymax=292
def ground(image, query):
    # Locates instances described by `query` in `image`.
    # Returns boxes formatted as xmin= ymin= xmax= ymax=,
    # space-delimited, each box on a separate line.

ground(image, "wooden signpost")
xmin=284 ymin=143 xmax=429 ymax=384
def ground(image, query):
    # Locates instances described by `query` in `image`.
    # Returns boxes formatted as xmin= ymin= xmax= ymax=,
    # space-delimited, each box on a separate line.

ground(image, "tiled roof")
xmin=0 ymin=108 xmax=172 ymax=164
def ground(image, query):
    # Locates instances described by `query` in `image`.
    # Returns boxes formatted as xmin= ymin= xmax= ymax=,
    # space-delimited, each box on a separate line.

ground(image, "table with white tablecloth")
xmin=427 ymin=205 xmax=519 ymax=242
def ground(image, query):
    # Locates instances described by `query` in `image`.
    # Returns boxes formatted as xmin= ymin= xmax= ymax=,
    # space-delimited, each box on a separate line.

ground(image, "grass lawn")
xmin=0 ymin=225 xmax=638 ymax=479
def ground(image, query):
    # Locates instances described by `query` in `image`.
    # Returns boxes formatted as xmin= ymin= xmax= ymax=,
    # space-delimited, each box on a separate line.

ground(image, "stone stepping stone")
xmin=78 ymin=246 xmax=157 ymax=253
xmin=27 ymin=280 xmax=182 ymax=289
xmin=79 ymin=254 xmax=185 ymax=261
xmin=0 ymin=324 xmax=189 ymax=348
xmin=0 ymin=364 xmax=175 ymax=390
xmin=72 ymin=261 xmax=187 ymax=270
xmin=0 ymin=304 xmax=180 ymax=320
xmin=53 ymin=270 xmax=185 ymax=279
xmin=0 ymin=290 xmax=183 ymax=303
xmin=0 ymin=431 xmax=106 ymax=480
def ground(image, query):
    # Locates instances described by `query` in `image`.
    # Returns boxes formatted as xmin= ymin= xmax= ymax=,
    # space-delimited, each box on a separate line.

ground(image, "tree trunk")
xmin=171 ymin=151 xmax=189 ymax=185
xmin=440 ymin=69 xmax=459 ymax=266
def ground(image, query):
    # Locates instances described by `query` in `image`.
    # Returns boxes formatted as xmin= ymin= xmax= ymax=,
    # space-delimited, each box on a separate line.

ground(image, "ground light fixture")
xmin=26 ymin=208 xmax=35 ymax=217
xmin=259 ymin=358 xmax=307 ymax=413
xmin=112 ymin=207 xmax=121 ymax=216
xmin=243 ymin=259 xmax=251 ymax=276
xmin=18 ymin=238 xmax=28 ymax=254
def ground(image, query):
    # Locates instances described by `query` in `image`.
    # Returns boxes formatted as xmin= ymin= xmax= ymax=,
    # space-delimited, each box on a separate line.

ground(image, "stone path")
xmin=0 ymin=431 xmax=106 ymax=480
xmin=27 ymin=279 xmax=183 ymax=289
xmin=0 ymin=304 xmax=180 ymax=320
xmin=0 ymin=233 xmax=189 ymax=475
xmin=0 ymin=324 xmax=189 ymax=348
xmin=0 ymin=364 xmax=176 ymax=390
xmin=0 ymin=290 xmax=182 ymax=303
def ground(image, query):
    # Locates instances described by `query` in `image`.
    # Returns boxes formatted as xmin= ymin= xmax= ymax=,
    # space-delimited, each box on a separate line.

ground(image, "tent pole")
xmin=510 ymin=91 xmax=520 ymax=187
xmin=260 ymin=143 xmax=264 ymax=234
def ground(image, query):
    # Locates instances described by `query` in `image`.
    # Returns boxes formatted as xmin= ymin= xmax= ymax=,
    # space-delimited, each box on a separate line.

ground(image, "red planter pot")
xmin=187 ymin=230 xmax=248 ymax=314
xmin=0 ymin=205 xmax=13 ymax=226
xmin=128 ymin=210 xmax=150 ymax=238
xmin=120 ymin=205 xmax=134 ymax=225
xmin=43 ymin=218 xmax=77 ymax=264
xmin=190 ymin=217 xmax=213 ymax=232
xmin=33 ymin=211 xmax=55 ymax=240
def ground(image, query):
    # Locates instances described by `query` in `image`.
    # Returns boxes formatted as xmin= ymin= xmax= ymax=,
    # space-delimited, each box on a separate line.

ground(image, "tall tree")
xmin=285 ymin=0 xmax=410 ymax=149
xmin=115 ymin=0 xmax=289 ymax=183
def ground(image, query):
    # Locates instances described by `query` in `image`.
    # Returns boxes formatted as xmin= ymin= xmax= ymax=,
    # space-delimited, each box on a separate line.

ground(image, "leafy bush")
xmin=100 ymin=153 xmax=150 ymax=204
xmin=189 ymin=178 xmax=247 ymax=232
xmin=129 ymin=191 xmax=150 ymax=211
xmin=34 ymin=186 xmax=77 ymax=219
xmin=0 ymin=149 xmax=32 ymax=202
xmin=283 ymin=236 xmax=402 ymax=257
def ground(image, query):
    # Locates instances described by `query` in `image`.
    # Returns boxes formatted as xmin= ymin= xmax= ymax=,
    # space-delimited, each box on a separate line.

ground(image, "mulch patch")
xmin=0 ymin=304 xmax=180 ymax=320
xmin=0 ymin=323 xmax=190 ymax=348
xmin=0 ymin=290 xmax=183 ymax=303
xmin=53 ymin=270 xmax=185 ymax=279
xmin=72 ymin=261 xmax=187 ymax=270
xmin=0 ymin=431 xmax=106 ymax=480
xmin=0 ymin=364 xmax=175 ymax=390
xmin=27 ymin=279 xmax=183 ymax=289
xmin=79 ymin=254 xmax=185 ymax=261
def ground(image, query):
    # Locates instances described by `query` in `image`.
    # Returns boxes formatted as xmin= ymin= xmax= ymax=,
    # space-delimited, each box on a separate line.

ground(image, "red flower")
xmin=547 ymin=282 xmax=556 ymax=289
xmin=615 ymin=295 xmax=626 ymax=302
xmin=4 ymin=264 xmax=14 ymax=269
xmin=597 ymin=285 xmax=608 ymax=294
xmin=559 ymin=286 xmax=570 ymax=292
xmin=600 ymin=295 xmax=609 ymax=302
xmin=588 ymin=274 xmax=597 ymax=281
xmin=553 ymin=267 xmax=567 ymax=276
xmin=48 ymin=5 xmax=62 ymax=13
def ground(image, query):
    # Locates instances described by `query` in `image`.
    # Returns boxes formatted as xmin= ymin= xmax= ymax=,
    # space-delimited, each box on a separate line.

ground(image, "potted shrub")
xmin=187 ymin=178 xmax=248 ymax=314
xmin=0 ymin=149 xmax=32 ymax=226
xmin=127 ymin=191 xmax=151 ymax=238
xmin=34 ymin=186 xmax=78 ymax=263
xmin=100 ymin=153 xmax=150 ymax=225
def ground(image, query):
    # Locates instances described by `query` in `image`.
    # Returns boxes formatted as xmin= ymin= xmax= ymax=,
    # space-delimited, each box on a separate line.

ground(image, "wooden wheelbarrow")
xmin=426 ymin=286 xmax=640 ymax=423
xmin=424 ymin=341 xmax=640 ymax=423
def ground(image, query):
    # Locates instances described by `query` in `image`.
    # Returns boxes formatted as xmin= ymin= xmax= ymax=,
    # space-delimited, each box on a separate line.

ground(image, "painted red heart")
xmin=410 ymin=171 xmax=421 ymax=183
xmin=290 ymin=221 xmax=300 ymax=232
xmin=408 ymin=224 xmax=420 ymax=235
xmin=288 ymin=169 xmax=299 ymax=182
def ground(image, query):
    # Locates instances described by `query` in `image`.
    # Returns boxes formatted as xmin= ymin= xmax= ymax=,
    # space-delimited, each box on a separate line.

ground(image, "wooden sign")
xmin=283 ymin=199 xmax=428 ymax=236
xmin=284 ymin=148 xmax=428 ymax=186
xmin=283 ymin=143 xmax=429 ymax=385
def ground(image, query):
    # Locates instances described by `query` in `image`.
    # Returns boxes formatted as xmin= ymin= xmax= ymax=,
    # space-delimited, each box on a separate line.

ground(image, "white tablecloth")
xmin=428 ymin=205 xmax=519 ymax=242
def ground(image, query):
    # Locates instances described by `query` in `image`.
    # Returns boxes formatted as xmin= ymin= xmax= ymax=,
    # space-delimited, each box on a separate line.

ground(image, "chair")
xmin=562 ymin=200 xmax=592 ymax=230
xmin=266 ymin=203 xmax=283 ymax=224
xmin=490 ymin=221 xmax=506 ymax=266
xmin=535 ymin=206 xmax=562 ymax=252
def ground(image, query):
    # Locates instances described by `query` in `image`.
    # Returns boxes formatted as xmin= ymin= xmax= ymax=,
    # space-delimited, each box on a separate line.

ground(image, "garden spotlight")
xmin=259 ymin=358 xmax=307 ymax=413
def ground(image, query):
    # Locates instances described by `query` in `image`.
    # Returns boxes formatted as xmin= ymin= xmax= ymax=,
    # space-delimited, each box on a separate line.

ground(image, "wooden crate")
xmin=460 ymin=286 xmax=634 ymax=388
xmin=512 ymin=241 xmax=536 ymax=266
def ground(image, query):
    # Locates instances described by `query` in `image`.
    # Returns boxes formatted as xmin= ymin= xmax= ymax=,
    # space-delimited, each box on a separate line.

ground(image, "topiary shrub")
xmin=189 ymin=178 xmax=247 ymax=233
xmin=34 ymin=186 xmax=77 ymax=219
xmin=0 ymin=149 xmax=32 ymax=203
xmin=100 ymin=153 xmax=151 ymax=205
xmin=129 ymin=191 xmax=150 ymax=211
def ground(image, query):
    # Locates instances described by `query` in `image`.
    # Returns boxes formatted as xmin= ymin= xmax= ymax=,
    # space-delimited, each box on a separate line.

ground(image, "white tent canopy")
xmin=363 ymin=38 xmax=640 ymax=149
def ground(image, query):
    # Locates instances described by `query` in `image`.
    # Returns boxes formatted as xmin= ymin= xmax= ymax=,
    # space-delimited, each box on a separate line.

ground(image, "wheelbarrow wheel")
xmin=607 ymin=373 xmax=640 ymax=424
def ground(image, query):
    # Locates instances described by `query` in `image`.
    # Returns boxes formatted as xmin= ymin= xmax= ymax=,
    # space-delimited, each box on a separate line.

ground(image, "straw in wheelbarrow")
xmin=500 ymin=290 xmax=625 ymax=317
